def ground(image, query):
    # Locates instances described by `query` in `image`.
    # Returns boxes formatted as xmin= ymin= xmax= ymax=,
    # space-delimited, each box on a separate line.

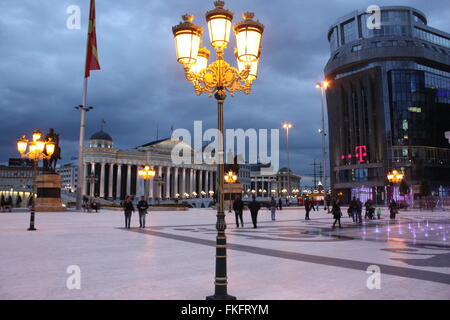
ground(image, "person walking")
xmin=304 ymin=197 xmax=312 ymax=220
xmin=122 ymin=195 xmax=134 ymax=229
xmin=356 ymin=198 xmax=363 ymax=223
xmin=137 ymin=196 xmax=149 ymax=228
xmin=376 ymin=207 xmax=382 ymax=220
xmin=270 ymin=196 xmax=277 ymax=221
xmin=389 ymin=200 xmax=398 ymax=220
xmin=15 ymin=195 xmax=22 ymax=208
xmin=233 ymin=195 xmax=244 ymax=228
xmin=331 ymin=198 xmax=342 ymax=229
xmin=249 ymin=195 xmax=261 ymax=228
xmin=278 ymin=198 xmax=283 ymax=211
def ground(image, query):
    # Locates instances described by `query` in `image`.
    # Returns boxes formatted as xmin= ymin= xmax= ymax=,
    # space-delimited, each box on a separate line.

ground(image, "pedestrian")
xmin=376 ymin=207 xmax=382 ymax=220
xmin=0 ymin=195 xmax=5 ymax=212
xmin=304 ymin=197 xmax=312 ymax=220
xmin=137 ymin=196 xmax=149 ymax=228
xmin=90 ymin=200 xmax=99 ymax=212
xmin=270 ymin=196 xmax=277 ymax=221
xmin=389 ymin=200 xmax=398 ymax=220
xmin=364 ymin=200 xmax=370 ymax=219
xmin=249 ymin=195 xmax=261 ymax=228
xmin=122 ymin=195 xmax=134 ymax=229
xmin=285 ymin=198 xmax=289 ymax=207
xmin=331 ymin=198 xmax=342 ymax=229
xmin=356 ymin=198 xmax=363 ymax=223
xmin=233 ymin=195 xmax=244 ymax=228
xmin=311 ymin=200 xmax=316 ymax=211
xmin=16 ymin=195 xmax=22 ymax=208
xmin=278 ymin=198 xmax=283 ymax=210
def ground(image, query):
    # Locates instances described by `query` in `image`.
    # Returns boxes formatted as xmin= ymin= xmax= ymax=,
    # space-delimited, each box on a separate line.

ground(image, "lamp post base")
xmin=27 ymin=227 xmax=36 ymax=231
xmin=206 ymin=294 xmax=236 ymax=300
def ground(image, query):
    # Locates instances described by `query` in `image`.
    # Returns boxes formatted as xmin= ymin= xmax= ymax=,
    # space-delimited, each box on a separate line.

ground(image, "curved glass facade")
xmin=328 ymin=7 xmax=450 ymax=53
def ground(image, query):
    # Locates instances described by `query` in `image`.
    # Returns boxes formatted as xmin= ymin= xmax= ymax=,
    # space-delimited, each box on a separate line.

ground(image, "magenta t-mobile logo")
xmin=341 ymin=145 xmax=368 ymax=163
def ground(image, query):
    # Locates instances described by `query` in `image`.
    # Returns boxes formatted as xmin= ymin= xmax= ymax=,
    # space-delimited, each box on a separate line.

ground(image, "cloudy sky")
xmin=1 ymin=0 xmax=449 ymax=186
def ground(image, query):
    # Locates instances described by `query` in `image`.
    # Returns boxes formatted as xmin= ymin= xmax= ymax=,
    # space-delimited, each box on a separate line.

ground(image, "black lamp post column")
xmin=206 ymin=90 xmax=236 ymax=300
xmin=28 ymin=159 xmax=37 ymax=231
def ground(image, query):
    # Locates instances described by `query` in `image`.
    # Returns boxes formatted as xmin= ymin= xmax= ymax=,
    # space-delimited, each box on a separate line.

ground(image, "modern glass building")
xmin=324 ymin=6 xmax=450 ymax=204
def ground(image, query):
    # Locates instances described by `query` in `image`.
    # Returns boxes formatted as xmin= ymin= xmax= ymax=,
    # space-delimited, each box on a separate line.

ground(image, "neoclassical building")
xmin=83 ymin=131 xmax=217 ymax=201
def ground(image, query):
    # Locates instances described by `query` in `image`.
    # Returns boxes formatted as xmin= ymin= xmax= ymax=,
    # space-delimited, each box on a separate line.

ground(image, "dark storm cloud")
xmin=1 ymin=0 xmax=449 ymax=186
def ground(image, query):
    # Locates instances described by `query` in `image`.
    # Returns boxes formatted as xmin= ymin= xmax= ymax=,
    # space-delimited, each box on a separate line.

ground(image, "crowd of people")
xmin=118 ymin=193 xmax=402 ymax=229
xmin=82 ymin=196 xmax=100 ymax=213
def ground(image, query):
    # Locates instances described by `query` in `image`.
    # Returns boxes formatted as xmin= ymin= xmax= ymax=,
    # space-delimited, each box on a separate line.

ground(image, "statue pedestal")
xmin=35 ymin=173 xmax=66 ymax=212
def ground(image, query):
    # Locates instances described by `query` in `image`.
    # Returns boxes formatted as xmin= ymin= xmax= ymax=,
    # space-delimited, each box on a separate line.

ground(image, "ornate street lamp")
xmin=387 ymin=169 xmax=405 ymax=203
xmin=172 ymin=1 xmax=264 ymax=300
xmin=17 ymin=129 xmax=55 ymax=231
xmin=225 ymin=170 xmax=237 ymax=212
xmin=138 ymin=165 xmax=156 ymax=201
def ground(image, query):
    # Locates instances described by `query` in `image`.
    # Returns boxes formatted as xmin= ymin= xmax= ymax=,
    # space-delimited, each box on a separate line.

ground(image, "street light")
xmin=138 ymin=165 xmax=156 ymax=201
xmin=225 ymin=170 xmax=237 ymax=212
xmin=315 ymin=80 xmax=330 ymax=193
xmin=172 ymin=1 xmax=264 ymax=300
xmin=85 ymin=172 xmax=99 ymax=198
xmin=387 ymin=169 xmax=405 ymax=203
xmin=17 ymin=129 xmax=55 ymax=231
xmin=282 ymin=123 xmax=293 ymax=197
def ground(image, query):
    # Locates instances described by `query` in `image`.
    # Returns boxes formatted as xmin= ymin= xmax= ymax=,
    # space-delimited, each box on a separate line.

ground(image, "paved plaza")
xmin=0 ymin=207 xmax=449 ymax=300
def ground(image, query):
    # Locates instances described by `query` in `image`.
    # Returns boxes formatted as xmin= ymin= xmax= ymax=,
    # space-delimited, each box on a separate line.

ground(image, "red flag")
xmin=85 ymin=0 xmax=100 ymax=78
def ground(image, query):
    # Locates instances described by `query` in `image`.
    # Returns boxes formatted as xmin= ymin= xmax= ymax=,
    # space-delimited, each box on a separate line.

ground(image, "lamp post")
xmin=282 ymin=123 xmax=292 ymax=197
xmin=387 ymin=169 xmax=405 ymax=203
xmin=316 ymin=81 xmax=330 ymax=192
xmin=225 ymin=170 xmax=237 ymax=212
xmin=172 ymin=1 xmax=264 ymax=300
xmin=17 ymin=129 xmax=55 ymax=231
xmin=138 ymin=166 xmax=156 ymax=201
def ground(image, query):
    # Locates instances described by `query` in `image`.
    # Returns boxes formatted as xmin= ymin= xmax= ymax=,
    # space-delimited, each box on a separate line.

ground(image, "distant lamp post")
xmin=172 ymin=1 xmax=264 ymax=300
xmin=282 ymin=123 xmax=293 ymax=196
xmin=225 ymin=170 xmax=237 ymax=212
xmin=201 ymin=190 xmax=207 ymax=198
xmin=138 ymin=166 xmax=156 ymax=201
xmin=316 ymin=80 xmax=330 ymax=192
xmin=209 ymin=190 xmax=215 ymax=198
xmin=17 ymin=129 xmax=55 ymax=231
xmin=387 ymin=169 xmax=405 ymax=203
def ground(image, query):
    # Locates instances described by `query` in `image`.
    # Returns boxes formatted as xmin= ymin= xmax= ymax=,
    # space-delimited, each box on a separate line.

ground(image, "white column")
xmin=210 ymin=170 xmax=214 ymax=193
xmin=116 ymin=164 xmax=122 ymax=199
xmin=205 ymin=171 xmax=210 ymax=196
xmin=165 ymin=166 xmax=171 ymax=199
xmin=108 ymin=163 xmax=114 ymax=199
xmin=189 ymin=169 xmax=193 ymax=195
xmin=181 ymin=168 xmax=186 ymax=196
xmin=174 ymin=167 xmax=179 ymax=196
xmin=126 ymin=164 xmax=131 ymax=196
xmin=149 ymin=174 xmax=154 ymax=199
xmin=90 ymin=162 xmax=95 ymax=197
xmin=135 ymin=167 xmax=140 ymax=196
xmin=157 ymin=166 xmax=162 ymax=199
xmin=99 ymin=163 xmax=105 ymax=198
xmin=82 ymin=163 xmax=88 ymax=196
xmin=199 ymin=170 xmax=203 ymax=193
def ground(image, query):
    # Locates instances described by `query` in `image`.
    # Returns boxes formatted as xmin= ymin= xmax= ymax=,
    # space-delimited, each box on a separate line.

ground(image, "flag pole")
xmin=76 ymin=0 xmax=99 ymax=210
xmin=76 ymin=78 xmax=88 ymax=211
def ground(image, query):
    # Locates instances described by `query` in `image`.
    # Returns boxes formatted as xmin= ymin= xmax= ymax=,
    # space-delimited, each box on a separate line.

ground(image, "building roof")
xmin=89 ymin=130 xmax=113 ymax=141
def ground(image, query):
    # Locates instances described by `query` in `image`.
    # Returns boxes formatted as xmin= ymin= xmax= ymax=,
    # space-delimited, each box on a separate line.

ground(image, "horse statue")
xmin=43 ymin=128 xmax=62 ymax=172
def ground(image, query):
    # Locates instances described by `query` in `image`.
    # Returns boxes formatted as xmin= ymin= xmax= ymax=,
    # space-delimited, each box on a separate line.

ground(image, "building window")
xmin=351 ymin=44 xmax=362 ymax=52
xmin=342 ymin=19 xmax=357 ymax=44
